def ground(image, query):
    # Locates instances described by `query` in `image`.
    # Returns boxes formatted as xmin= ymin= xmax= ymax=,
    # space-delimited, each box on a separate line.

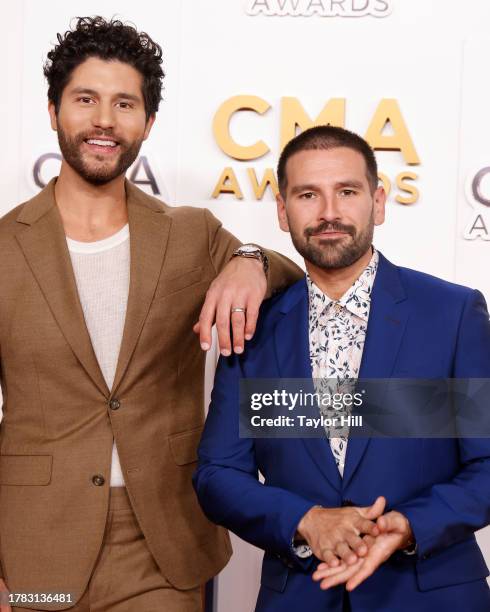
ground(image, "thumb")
xmin=377 ymin=511 xmax=405 ymax=534
xmin=193 ymin=321 xmax=200 ymax=334
xmin=362 ymin=496 xmax=386 ymax=520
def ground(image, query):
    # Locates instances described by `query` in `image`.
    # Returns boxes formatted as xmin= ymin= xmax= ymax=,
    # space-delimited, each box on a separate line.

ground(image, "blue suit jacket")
xmin=194 ymin=253 xmax=490 ymax=611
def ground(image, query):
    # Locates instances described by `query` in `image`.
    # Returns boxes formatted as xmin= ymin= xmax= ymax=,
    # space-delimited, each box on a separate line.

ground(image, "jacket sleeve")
xmin=0 ymin=354 xmax=4 ymax=580
xmin=394 ymin=289 xmax=490 ymax=559
xmin=203 ymin=208 xmax=303 ymax=296
xmin=193 ymin=352 xmax=317 ymax=565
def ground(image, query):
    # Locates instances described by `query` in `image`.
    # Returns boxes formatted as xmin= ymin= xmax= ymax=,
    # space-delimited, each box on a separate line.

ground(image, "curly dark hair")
xmin=43 ymin=16 xmax=164 ymax=119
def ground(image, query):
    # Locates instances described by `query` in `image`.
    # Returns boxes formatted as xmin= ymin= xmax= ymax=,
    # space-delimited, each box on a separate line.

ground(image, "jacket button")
xmin=109 ymin=398 xmax=121 ymax=411
xmin=92 ymin=474 xmax=105 ymax=486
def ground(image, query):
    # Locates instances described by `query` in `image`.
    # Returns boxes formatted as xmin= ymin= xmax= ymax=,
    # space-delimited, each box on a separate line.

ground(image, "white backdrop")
xmin=2 ymin=2 xmax=490 ymax=610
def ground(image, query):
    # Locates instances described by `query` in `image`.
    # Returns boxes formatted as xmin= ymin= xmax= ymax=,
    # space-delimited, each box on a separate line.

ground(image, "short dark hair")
xmin=277 ymin=125 xmax=379 ymax=196
xmin=43 ymin=16 xmax=164 ymax=120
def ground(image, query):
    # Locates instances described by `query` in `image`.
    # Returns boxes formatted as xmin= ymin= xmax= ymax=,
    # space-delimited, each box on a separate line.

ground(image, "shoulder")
xmin=0 ymin=200 xmax=36 ymax=249
xmin=0 ymin=202 xmax=27 ymax=233
xmin=398 ymin=265 xmax=473 ymax=299
xmin=128 ymin=181 xmax=211 ymax=224
xmin=164 ymin=203 xmax=211 ymax=225
xmin=380 ymin=254 xmax=488 ymax=335
xmin=379 ymin=251 xmax=477 ymax=307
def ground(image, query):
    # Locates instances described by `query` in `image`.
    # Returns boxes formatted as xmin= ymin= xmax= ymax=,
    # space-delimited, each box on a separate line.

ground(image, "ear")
xmin=276 ymin=193 xmax=290 ymax=233
xmin=143 ymin=114 xmax=156 ymax=140
xmin=48 ymin=101 xmax=58 ymax=132
xmin=373 ymin=185 xmax=386 ymax=226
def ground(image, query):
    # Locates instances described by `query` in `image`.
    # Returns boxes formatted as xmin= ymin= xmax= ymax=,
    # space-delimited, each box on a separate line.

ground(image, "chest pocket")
xmin=153 ymin=266 xmax=204 ymax=301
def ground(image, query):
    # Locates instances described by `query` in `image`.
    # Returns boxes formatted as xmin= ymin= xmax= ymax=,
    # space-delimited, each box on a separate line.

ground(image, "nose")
xmin=317 ymin=191 xmax=341 ymax=223
xmin=92 ymin=100 xmax=115 ymax=131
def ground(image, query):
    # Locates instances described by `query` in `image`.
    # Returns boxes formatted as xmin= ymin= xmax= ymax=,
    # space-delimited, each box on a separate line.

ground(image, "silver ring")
xmin=231 ymin=307 xmax=246 ymax=313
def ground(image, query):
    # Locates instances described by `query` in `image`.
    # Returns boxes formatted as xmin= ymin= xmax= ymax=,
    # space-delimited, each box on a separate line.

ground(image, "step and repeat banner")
xmin=2 ymin=1 xmax=490 ymax=610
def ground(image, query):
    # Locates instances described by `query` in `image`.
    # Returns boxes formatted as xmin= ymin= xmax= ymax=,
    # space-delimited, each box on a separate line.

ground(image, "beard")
xmin=289 ymin=210 xmax=374 ymax=270
xmin=57 ymin=125 xmax=144 ymax=186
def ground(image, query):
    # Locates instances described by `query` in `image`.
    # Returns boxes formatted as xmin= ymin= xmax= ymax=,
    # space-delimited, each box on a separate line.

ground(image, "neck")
xmin=54 ymin=162 xmax=128 ymax=242
xmin=306 ymin=247 xmax=373 ymax=300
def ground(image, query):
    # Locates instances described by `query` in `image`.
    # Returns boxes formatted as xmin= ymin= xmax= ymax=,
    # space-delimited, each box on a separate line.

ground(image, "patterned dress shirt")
xmin=307 ymin=248 xmax=379 ymax=476
xmin=292 ymin=249 xmax=379 ymax=559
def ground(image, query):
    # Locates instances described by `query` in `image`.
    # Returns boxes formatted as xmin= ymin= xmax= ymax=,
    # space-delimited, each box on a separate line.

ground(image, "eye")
xmin=339 ymin=189 xmax=356 ymax=197
xmin=77 ymin=97 xmax=94 ymax=104
xmin=117 ymin=101 xmax=134 ymax=109
xmin=299 ymin=192 xmax=316 ymax=199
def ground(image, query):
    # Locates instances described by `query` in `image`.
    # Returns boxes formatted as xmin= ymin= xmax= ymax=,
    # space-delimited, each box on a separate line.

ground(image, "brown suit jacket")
xmin=0 ymin=178 xmax=301 ymax=609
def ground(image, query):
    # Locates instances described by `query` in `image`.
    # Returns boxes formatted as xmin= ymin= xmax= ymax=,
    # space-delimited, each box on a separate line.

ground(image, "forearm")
xmin=194 ymin=463 xmax=316 ymax=557
xmin=394 ymin=456 xmax=490 ymax=558
xmin=204 ymin=208 xmax=302 ymax=291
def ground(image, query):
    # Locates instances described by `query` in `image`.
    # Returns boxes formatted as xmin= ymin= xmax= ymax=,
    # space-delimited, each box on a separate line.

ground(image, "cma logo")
xmin=211 ymin=96 xmax=420 ymax=203
xmin=246 ymin=0 xmax=392 ymax=17
xmin=464 ymin=167 xmax=490 ymax=241
xmin=31 ymin=153 xmax=161 ymax=195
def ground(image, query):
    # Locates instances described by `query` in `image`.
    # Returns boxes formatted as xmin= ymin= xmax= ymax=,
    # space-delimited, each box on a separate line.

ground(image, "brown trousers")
xmin=14 ymin=488 xmax=202 ymax=612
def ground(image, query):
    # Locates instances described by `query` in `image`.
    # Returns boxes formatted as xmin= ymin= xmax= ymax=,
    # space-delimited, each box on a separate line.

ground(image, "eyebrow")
xmin=290 ymin=184 xmax=319 ymax=196
xmin=336 ymin=180 xmax=365 ymax=190
xmin=70 ymin=87 xmax=141 ymax=103
xmin=290 ymin=180 xmax=365 ymax=195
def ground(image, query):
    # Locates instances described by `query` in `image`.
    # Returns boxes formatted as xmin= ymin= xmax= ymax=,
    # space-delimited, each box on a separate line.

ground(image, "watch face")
xmin=239 ymin=245 xmax=261 ymax=254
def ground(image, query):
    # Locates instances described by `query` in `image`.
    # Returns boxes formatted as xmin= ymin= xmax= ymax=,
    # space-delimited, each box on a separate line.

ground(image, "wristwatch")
xmin=401 ymin=540 xmax=418 ymax=555
xmin=232 ymin=244 xmax=269 ymax=275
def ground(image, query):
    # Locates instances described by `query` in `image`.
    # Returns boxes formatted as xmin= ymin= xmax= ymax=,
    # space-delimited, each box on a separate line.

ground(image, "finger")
xmin=197 ymin=293 xmax=218 ymax=351
xmin=345 ymin=533 xmax=368 ymax=557
xmin=346 ymin=541 xmax=393 ymax=591
xmin=244 ymin=300 xmax=260 ymax=341
xmin=359 ymin=518 xmax=380 ymax=537
xmin=318 ymin=549 xmax=340 ymax=568
xmin=319 ymin=559 xmax=363 ymax=590
xmin=334 ymin=542 xmax=358 ymax=565
xmin=192 ymin=321 xmax=200 ymax=335
xmin=380 ymin=511 xmax=407 ymax=535
xmin=363 ymin=534 xmax=376 ymax=548
xmin=316 ymin=561 xmax=330 ymax=572
xmin=362 ymin=496 xmax=386 ymax=520
xmin=313 ymin=562 xmax=348 ymax=581
xmin=377 ymin=514 xmax=388 ymax=532
xmin=346 ymin=556 xmax=379 ymax=591
xmin=230 ymin=309 xmax=246 ymax=354
xmin=215 ymin=295 xmax=233 ymax=356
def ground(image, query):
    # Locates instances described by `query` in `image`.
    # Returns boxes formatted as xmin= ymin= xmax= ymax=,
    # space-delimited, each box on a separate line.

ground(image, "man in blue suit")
xmin=193 ymin=126 xmax=490 ymax=611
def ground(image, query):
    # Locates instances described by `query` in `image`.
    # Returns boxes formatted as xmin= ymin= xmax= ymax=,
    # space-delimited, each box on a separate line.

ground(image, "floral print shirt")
xmin=307 ymin=248 xmax=379 ymax=476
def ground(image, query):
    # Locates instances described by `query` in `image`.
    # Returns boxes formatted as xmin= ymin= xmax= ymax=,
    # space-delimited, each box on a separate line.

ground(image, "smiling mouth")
xmin=83 ymin=138 xmax=120 ymax=153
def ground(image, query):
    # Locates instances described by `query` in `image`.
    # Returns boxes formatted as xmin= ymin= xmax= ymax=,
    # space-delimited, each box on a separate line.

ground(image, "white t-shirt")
xmin=67 ymin=224 xmax=130 ymax=487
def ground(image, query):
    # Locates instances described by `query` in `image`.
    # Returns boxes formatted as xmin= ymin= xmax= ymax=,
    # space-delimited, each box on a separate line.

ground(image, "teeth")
xmin=86 ymin=139 xmax=117 ymax=147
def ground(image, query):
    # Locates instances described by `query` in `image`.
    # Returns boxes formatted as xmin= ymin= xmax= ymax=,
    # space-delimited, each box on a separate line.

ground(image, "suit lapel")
xmin=110 ymin=182 xmax=172 ymax=396
xmin=16 ymin=179 xmax=172 ymax=399
xmin=274 ymin=280 xmax=342 ymax=492
xmin=15 ymin=182 xmax=110 ymax=397
xmin=342 ymin=254 xmax=409 ymax=489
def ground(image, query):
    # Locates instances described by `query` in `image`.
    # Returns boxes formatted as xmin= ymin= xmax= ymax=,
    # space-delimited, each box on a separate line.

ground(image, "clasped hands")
xmin=296 ymin=497 xmax=414 ymax=592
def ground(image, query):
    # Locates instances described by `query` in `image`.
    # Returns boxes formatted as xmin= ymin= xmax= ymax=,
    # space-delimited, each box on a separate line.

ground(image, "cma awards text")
xmin=212 ymin=96 xmax=420 ymax=204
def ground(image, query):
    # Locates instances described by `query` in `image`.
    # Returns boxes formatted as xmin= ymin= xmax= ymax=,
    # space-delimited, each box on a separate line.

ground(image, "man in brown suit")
xmin=0 ymin=17 xmax=300 ymax=612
